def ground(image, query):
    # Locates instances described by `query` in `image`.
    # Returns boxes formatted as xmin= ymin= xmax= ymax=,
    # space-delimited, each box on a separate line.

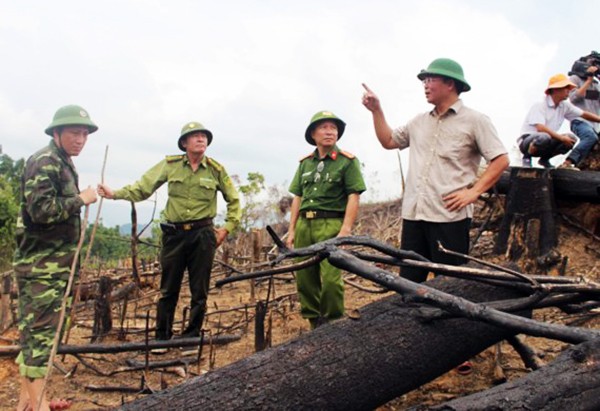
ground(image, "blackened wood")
xmin=0 ymin=334 xmax=240 ymax=357
xmin=91 ymin=276 xmax=113 ymax=342
xmin=418 ymin=337 xmax=600 ymax=411
xmin=117 ymin=276 xmax=531 ymax=411
xmin=494 ymin=168 xmax=558 ymax=262
xmin=254 ymin=301 xmax=267 ymax=352
xmin=494 ymin=167 xmax=600 ymax=204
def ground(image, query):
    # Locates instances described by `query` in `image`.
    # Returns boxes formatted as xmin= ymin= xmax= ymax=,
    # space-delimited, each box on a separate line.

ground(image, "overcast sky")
xmin=1 ymin=0 xmax=598 ymax=227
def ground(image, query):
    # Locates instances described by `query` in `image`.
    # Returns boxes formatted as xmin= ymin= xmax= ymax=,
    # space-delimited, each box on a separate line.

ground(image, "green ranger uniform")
xmin=289 ymin=144 xmax=366 ymax=324
xmin=14 ymin=105 xmax=97 ymax=379
xmin=114 ymin=153 xmax=240 ymax=339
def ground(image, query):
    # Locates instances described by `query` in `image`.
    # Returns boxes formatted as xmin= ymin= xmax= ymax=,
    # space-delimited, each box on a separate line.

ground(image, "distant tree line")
xmin=0 ymin=152 xmax=292 ymax=270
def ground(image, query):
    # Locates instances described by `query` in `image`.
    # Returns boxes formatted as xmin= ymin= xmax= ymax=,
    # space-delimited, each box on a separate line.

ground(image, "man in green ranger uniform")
xmin=286 ymin=111 xmax=366 ymax=329
xmin=98 ymin=121 xmax=240 ymax=342
xmin=14 ymin=104 xmax=98 ymax=411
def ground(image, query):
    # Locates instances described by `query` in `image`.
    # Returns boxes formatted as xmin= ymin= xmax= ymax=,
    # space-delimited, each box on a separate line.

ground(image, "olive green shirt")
xmin=289 ymin=145 xmax=366 ymax=212
xmin=114 ymin=155 xmax=241 ymax=233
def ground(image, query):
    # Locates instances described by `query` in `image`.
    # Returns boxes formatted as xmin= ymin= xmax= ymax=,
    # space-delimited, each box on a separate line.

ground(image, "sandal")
xmin=49 ymin=399 xmax=73 ymax=410
xmin=456 ymin=360 xmax=473 ymax=375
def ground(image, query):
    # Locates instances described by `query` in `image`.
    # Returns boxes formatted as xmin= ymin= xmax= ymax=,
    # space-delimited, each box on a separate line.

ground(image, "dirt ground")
xmin=1 ymin=195 xmax=599 ymax=410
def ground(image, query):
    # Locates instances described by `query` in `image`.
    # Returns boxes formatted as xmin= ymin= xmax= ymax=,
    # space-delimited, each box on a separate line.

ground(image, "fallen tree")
xmin=118 ymin=233 xmax=600 ymax=410
xmin=419 ymin=337 xmax=600 ymax=411
xmin=119 ymin=276 xmax=529 ymax=410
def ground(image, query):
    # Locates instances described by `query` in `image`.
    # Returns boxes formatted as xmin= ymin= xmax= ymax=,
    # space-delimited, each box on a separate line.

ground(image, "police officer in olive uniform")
xmin=98 ymin=122 xmax=240 ymax=341
xmin=287 ymin=111 xmax=366 ymax=329
xmin=14 ymin=105 xmax=98 ymax=411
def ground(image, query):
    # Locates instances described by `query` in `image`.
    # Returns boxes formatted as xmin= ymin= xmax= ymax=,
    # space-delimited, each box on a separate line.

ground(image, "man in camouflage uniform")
xmin=286 ymin=111 xmax=366 ymax=329
xmin=98 ymin=122 xmax=240 ymax=342
xmin=14 ymin=105 xmax=98 ymax=411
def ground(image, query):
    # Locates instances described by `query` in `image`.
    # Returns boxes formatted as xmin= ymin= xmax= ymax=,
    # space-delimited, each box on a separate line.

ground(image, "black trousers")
xmin=156 ymin=225 xmax=216 ymax=339
xmin=400 ymin=218 xmax=471 ymax=283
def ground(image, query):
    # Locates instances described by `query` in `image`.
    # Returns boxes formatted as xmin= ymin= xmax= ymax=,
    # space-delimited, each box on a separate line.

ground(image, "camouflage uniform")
xmin=13 ymin=140 xmax=84 ymax=378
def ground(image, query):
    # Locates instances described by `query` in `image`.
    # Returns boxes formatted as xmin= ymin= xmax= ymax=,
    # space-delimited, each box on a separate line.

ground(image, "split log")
xmin=419 ymin=337 xmax=600 ymax=411
xmin=0 ymin=334 xmax=240 ymax=357
xmin=118 ymin=276 xmax=530 ymax=410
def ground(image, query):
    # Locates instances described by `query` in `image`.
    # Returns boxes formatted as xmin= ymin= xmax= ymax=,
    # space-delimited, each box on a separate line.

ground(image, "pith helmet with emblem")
xmin=305 ymin=110 xmax=346 ymax=146
xmin=178 ymin=121 xmax=213 ymax=151
xmin=45 ymin=105 xmax=98 ymax=136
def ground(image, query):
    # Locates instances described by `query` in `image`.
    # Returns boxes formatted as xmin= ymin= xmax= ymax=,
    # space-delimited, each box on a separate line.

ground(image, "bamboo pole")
xmin=63 ymin=145 xmax=109 ymax=349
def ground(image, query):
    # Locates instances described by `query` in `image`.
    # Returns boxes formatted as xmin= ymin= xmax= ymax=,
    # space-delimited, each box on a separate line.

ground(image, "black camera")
xmin=569 ymin=51 xmax=600 ymax=79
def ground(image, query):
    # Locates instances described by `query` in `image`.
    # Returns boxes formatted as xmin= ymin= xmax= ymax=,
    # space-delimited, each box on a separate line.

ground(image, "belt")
xmin=163 ymin=218 xmax=213 ymax=233
xmin=301 ymin=210 xmax=345 ymax=220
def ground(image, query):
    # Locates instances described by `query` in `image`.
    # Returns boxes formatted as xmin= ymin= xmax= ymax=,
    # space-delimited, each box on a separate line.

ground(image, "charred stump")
xmin=494 ymin=168 xmax=561 ymax=273
xmin=91 ymin=276 xmax=113 ymax=342
xmin=118 ymin=276 xmax=530 ymax=410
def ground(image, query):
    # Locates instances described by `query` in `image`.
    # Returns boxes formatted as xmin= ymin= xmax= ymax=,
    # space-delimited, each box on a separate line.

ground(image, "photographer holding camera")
xmin=560 ymin=52 xmax=600 ymax=169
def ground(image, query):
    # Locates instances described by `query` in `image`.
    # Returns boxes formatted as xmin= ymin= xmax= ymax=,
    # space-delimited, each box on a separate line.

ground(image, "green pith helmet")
xmin=178 ymin=121 xmax=213 ymax=151
xmin=44 ymin=105 xmax=98 ymax=136
xmin=305 ymin=110 xmax=346 ymax=145
xmin=417 ymin=58 xmax=471 ymax=92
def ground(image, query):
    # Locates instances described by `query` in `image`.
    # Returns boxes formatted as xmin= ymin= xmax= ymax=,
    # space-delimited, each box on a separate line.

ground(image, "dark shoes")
xmin=309 ymin=317 xmax=330 ymax=330
xmin=521 ymin=156 xmax=532 ymax=167
xmin=174 ymin=331 xmax=201 ymax=339
xmin=538 ymin=158 xmax=554 ymax=169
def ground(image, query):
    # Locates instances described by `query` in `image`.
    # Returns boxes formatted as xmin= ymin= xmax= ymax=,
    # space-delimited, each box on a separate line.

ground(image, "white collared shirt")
xmin=520 ymin=95 xmax=583 ymax=134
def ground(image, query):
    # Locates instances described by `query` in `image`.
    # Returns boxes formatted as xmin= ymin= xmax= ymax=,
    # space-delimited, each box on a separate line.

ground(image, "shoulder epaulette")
xmin=339 ymin=150 xmax=356 ymax=159
xmin=299 ymin=152 xmax=315 ymax=162
xmin=207 ymin=157 xmax=223 ymax=172
xmin=165 ymin=154 xmax=185 ymax=163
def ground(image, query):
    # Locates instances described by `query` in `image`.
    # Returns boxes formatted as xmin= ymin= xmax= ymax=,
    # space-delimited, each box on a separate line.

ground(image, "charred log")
xmin=495 ymin=167 xmax=600 ymax=204
xmin=118 ymin=276 xmax=530 ymax=410
xmin=418 ymin=337 xmax=600 ymax=411
xmin=0 ymin=334 xmax=240 ymax=357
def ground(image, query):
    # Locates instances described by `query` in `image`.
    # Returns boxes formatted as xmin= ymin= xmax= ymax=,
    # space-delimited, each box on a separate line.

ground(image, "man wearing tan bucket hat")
xmin=518 ymin=73 xmax=600 ymax=169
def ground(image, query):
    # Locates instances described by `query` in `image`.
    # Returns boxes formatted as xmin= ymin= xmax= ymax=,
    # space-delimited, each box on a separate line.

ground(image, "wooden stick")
xmin=63 ymin=145 xmax=109 ymax=349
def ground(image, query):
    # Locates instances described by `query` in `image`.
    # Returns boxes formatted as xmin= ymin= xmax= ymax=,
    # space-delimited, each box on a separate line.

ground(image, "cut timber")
xmin=494 ymin=168 xmax=560 ymax=272
xmin=419 ymin=337 xmax=600 ymax=411
xmin=118 ymin=276 xmax=530 ymax=410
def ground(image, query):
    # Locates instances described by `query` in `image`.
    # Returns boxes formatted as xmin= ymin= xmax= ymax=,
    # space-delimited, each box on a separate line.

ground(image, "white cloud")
xmin=0 ymin=0 xmax=594 ymax=225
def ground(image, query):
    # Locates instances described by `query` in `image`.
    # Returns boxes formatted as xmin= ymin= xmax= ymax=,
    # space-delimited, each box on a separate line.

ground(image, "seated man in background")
xmin=518 ymin=73 xmax=600 ymax=168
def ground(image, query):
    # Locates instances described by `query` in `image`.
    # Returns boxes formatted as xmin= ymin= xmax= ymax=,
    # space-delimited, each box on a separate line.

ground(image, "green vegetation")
xmin=232 ymin=172 xmax=289 ymax=232
xmin=0 ymin=158 xmax=287 ymax=270
xmin=0 ymin=154 xmax=24 ymax=271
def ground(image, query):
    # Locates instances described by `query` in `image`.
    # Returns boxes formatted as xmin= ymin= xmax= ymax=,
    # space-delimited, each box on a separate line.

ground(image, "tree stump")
xmin=91 ymin=276 xmax=113 ymax=342
xmin=494 ymin=168 xmax=561 ymax=274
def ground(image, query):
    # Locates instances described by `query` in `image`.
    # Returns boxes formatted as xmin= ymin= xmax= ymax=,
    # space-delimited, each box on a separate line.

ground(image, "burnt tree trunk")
xmin=118 ymin=276 xmax=530 ymax=410
xmin=494 ymin=168 xmax=560 ymax=273
xmin=91 ymin=276 xmax=113 ymax=342
xmin=420 ymin=337 xmax=600 ymax=411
